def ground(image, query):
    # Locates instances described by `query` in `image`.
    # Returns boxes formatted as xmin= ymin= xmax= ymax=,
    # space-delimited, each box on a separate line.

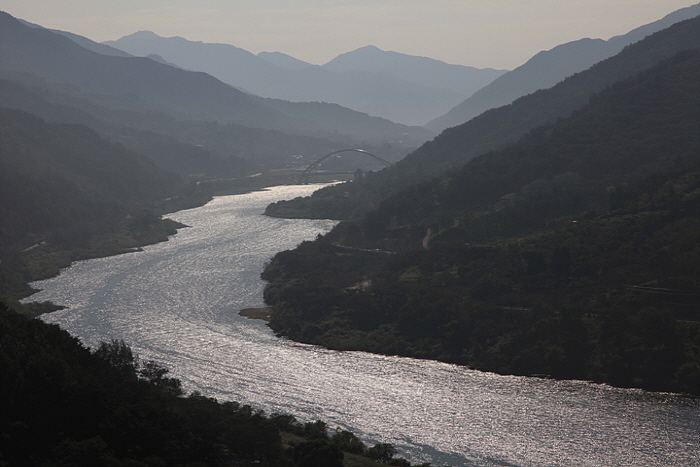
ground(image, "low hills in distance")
xmin=104 ymin=33 xmax=507 ymax=126
xmin=261 ymin=16 xmax=700 ymax=395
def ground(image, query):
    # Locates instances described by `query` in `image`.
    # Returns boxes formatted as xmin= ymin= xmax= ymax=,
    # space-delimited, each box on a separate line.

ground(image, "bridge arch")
xmin=299 ymin=149 xmax=391 ymax=184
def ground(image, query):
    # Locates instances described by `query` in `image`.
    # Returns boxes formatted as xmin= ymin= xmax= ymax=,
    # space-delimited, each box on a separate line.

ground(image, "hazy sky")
xmin=2 ymin=1 xmax=698 ymax=69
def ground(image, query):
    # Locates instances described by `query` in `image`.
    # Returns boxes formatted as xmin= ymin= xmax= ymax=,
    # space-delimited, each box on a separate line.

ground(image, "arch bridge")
xmin=299 ymin=149 xmax=391 ymax=184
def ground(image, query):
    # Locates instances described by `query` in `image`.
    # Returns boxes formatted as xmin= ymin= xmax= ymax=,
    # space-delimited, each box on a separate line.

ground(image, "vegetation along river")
xmin=26 ymin=185 xmax=699 ymax=467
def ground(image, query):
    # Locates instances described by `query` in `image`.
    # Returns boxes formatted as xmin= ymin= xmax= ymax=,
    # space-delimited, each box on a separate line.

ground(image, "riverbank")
xmin=9 ymin=181 xmax=320 ymax=317
xmin=261 ymin=237 xmax=700 ymax=397
xmin=9 ymin=216 xmax=190 ymax=317
xmin=30 ymin=186 xmax=700 ymax=467
xmin=239 ymin=307 xmax=272 ymax=321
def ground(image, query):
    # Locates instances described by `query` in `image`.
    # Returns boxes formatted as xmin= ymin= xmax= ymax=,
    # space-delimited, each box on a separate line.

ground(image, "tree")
xmin=93 ymin=339 xmax=137 ymax=376
xmin=367 ymin=443 xmax=397 ymax=463
xmin=331 ymin=428 xmax=366 ymax=454
xmin=139 ymin=360 xmax=183 ymax=395
xmin=293 ymin=439 xmax=344 ymax=467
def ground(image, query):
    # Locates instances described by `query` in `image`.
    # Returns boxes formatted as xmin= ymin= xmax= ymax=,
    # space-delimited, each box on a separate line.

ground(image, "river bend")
xmin=28 ymin=185 xmax=700 ymax=467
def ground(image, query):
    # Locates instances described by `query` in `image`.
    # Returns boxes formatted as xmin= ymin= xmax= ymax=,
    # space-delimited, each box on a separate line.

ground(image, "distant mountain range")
xmin=0 ymin=9 xmax=439 ymax=191
xmin=101 ymin=4 xmax=700 ymax=131
xmin=1 ymin=11 xmax=430 ymax=145
xmin=427 ymin=3 xmax=700 ymax=131
xmin=103 ymin=33 xmax=507 ymax=126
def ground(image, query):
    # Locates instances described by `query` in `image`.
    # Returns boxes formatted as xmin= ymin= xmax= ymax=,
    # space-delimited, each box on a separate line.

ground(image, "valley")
xmin=1 ymin=4 xmax=700 ymax=467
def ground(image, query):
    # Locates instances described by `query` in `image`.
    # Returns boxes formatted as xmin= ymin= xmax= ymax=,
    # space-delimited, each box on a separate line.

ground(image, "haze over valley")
xmin=1 ymin=3 xmax=700 ymax=467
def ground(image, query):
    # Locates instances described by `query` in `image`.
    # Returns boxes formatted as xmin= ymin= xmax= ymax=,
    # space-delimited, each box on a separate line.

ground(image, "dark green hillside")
xmin=328 ymin=49 xmax=700 ymax=251
xmin=0 ymin=108 xmax=209 ymax=303
xmin=392 ymin=13 xmax=700 ymax=179
xmin=261 ymin=50 xmax=700 ymax=395
xmin=0 ymin=302 xmax=420 ymax=467
xmin=267 ymin=13 xmax=700 ymax=221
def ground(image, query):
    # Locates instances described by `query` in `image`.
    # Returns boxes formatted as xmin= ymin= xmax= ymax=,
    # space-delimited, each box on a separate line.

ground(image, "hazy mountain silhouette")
xmin=105 ymin=33 xmax=505 ymax=125
xmin=104 ymin=31 xmax=281 ymax=95
xmin=257 ymin=51 xmax=315 ymax=71
xmin=0 ymin=12 xmax=428 ymax=146
xmin=427 ymin=3 xmax=700 ymax=131
xmin=323 ymin=45 xmax=505 ymax=100
xmin=17 ymin=18 xmax=133 ymax=58
xmin=0 ymin=13 xmax=289 ymax=126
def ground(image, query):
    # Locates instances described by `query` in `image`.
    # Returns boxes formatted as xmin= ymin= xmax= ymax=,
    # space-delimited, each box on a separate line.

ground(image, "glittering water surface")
xmin=28 ymin=185 xmax=699 ymax=467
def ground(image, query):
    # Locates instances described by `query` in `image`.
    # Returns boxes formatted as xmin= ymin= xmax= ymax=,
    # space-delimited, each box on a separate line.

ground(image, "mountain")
xmin=258 ymin=51 xmax=315 ymax=71
xmin=103 ymin=30 xmax=281 ymax=95
xmin=1 ymin=12 xmax=427 ymax=147
xmin=17 ymin=18 xmax=133 ymax=57
xmin=266 ymin=13 xmax=700 ymax=221
xmin=261 ymin=48 xmax=700 ymax=396
xmin=104 ymin=33 xmax=506 ymax=125
xmin=322 ymin=45 xmax=505 ymax=100
xmin=427 ymin=3 xmax=700 ymax=131
xmin=0 ymin=13 xmax=288 ymax=127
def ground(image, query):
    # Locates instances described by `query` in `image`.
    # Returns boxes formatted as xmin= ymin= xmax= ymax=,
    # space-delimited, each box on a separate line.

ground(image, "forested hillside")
xmin=262 ymin=49 xmax=700 ymax=395
xmin=266 ymin=14 xmax=700 ymax=221
xmin=0 ymin=302 xmax=419 ymax=467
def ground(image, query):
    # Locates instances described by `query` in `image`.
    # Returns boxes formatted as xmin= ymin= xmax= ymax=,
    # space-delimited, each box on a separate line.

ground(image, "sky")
xmin=1 ymin=1 xmax=698 ymax=69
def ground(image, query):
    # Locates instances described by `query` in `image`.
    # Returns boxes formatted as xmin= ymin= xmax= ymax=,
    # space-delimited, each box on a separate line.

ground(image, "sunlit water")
xmin=27 ymin=185 xmax=699 ymax=467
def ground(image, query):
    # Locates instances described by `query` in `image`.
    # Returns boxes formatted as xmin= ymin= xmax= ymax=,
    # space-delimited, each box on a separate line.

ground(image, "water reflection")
xmin=28 ymin=185 xmax=700 ymax=467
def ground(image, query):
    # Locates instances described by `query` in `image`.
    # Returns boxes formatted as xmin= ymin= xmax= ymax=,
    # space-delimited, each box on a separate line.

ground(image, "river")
xmin=26 ymin=185 xmax=699 ymax=467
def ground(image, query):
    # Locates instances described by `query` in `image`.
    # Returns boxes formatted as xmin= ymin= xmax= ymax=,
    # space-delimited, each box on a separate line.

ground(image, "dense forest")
xmin=262 ymin=49 xmax=700 ymax=396
xmin=0 ymin=301 xmax=430 ymax=467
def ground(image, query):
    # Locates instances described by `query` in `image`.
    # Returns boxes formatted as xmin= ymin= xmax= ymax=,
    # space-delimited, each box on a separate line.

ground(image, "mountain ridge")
xmin=427 ymin=2 xmax=700 ymax=130
xmin=265 ymin=12 xmax=700 ymax=221
xmin=2 ymin=12 xmax=428 ymax=147
xmin=104 ymin=33 xmax=506 ymax=125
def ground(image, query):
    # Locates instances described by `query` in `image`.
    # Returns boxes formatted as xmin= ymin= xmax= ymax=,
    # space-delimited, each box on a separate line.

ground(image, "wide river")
xmin=27 ymin=185 xmax=699 ymax=467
